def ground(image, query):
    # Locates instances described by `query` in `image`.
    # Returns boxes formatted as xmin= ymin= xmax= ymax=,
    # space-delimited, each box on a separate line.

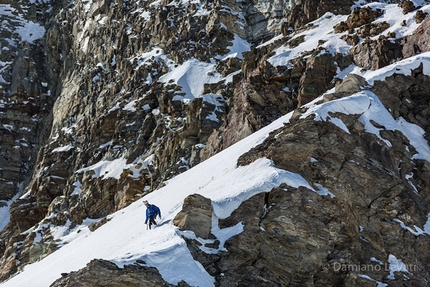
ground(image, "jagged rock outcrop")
xmin=0 ymin=0 xmax=53 ymax=203
xmin=335 ymin=6 xmax=400 ymax=71
xmin=371 ymin=64 xmax=430 ymax=141
xmin=213 ymin=60 xmax=296 ymax=150
xmin=286 ymin=0 xmax=354 ymax=30
xmin=185 ymin=183 xmax=430 ymax=286
xmin=49 ymin=259 xmax=188 ymax=287
xmin=178 ymin=69 xmax=430 ymax=286
xmin=338 ymin=3 xmax=430 ymax=71
xmin=402 ymin=14 xmax=430 ymax=57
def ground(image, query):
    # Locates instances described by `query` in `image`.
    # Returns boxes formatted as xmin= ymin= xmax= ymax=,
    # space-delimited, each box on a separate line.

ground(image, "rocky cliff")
xmin=1 ymin=0 xmax=430 ymax=285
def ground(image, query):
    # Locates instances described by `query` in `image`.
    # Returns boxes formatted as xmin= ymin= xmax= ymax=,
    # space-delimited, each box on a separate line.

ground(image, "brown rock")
xmin=49 ymin=259 xmax=181 ymax=287
xmin=206 ymin=182 xmax=430 ymax=286
xmin=173 ymin=194 xmax=213 ymax=239
xmin=335 ymin=74 xmax=367 ymax=94
xmin=286 ymin=0 xmax=354 ymax=30
xmin=402 ymin=15 xmax=430 ymax=58
xmin=351 ymin=36 xmax=402 ymax=70
xmin=298 ymin=51 xmax=338 ymax=106
xmin=415 ymin=10 xmax=428 ymax=23
xmin=399 ymin=0 xmax=416 ymax=14
xmin=334 ymin=7 xmax=383 ymax=33
xmin=357 ymin=22 xmax=390 ymax=38
xmin=371 ymin=65 xmax=430 ymax=141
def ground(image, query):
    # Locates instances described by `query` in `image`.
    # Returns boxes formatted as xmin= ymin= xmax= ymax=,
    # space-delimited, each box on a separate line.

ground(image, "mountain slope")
xmin=1 ymin=0 xmax=430 ymax=285
xmin=0 ymin=92 xmax=298 ymax=286
xmin=3 ymin=51 xmax=430 ymax=286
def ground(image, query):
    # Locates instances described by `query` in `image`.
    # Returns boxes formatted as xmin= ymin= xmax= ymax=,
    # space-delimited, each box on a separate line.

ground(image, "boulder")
xmin=173 ymin=194 xmax=213 ymax=239
xmin=335 ymin=74 xmax=367 ymax=94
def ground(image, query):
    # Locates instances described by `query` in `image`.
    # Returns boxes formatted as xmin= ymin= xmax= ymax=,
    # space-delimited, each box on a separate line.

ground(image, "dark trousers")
xmin=148 ymin=215 xmax=157 ymax=229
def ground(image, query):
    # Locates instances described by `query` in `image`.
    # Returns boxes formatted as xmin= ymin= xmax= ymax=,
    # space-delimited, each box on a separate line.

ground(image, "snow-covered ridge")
xmin=268 ymin=2 xmax=430 ymax=68
xmin=304 ymin=52 xmax=430 ymax=160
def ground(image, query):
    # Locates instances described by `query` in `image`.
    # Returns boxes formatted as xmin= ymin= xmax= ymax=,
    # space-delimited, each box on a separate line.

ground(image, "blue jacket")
xmin=145 ymin=204 xmax=161 ymax=223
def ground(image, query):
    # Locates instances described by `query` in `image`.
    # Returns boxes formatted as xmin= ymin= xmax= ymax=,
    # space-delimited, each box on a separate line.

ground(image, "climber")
xmin=144 ymin=200 xmax=161 ymax=229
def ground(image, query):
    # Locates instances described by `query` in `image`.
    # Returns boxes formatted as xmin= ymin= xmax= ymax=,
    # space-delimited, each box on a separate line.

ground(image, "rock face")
xmin=0 ymin=0 xmax=52 ymax=203
xmin=230 ymin=70 xmax=430 ymax=285
xmin=402 ymin=13 xmax=430 ymax=58
xmin=49 ymin=259 xmax=187 ymax=287
xmin=178 ymin=67 xmax=430 ymax=286
xmin=0 ymin=0 xmax=430 ymax=285
xmin=192 ymin=184 xmax=430 ymax=286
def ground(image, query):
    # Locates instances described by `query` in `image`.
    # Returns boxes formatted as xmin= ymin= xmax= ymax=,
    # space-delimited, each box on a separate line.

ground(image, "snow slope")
xmin=0 ymin=100 xmax=299 ymax=287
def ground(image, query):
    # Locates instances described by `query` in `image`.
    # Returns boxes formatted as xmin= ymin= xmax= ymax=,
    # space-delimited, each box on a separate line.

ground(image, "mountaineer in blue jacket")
xmin=144 ymin=200 xmax=161 ymax=229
